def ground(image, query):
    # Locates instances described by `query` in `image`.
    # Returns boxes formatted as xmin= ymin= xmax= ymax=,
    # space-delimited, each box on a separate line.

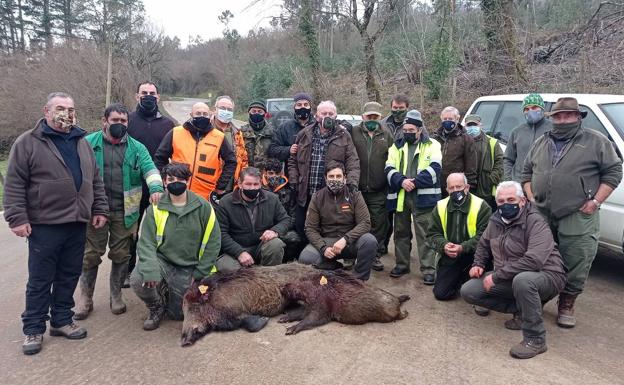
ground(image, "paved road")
xmin=1 ymin=211 xmax=623 ymax=384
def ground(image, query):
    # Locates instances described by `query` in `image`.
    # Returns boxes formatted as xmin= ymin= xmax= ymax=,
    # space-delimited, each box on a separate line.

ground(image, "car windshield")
xmin=599 ymin=103 xmax=624 ymax=139
xmin=268 ymin=100 xmax=294 ymax=112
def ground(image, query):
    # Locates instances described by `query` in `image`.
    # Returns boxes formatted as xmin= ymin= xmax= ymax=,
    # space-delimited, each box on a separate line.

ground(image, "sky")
xmin=143 ymin=0 xmax=283 ymax=46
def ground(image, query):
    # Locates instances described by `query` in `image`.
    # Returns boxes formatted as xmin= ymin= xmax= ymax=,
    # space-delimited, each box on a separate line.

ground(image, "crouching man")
xmin=299 ymin=162 xmax=377 ymax=280
xmin=460 ymin=181 xmax=566 ymax=359
xmin=131 ymin=162 xmax=221 ymax=331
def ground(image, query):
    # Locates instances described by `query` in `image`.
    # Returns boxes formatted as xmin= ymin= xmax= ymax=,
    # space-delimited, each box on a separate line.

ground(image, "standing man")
xmin=504 ymin=93 xmax=552 ymax=182
xmin=241 ymin=100 xmax=275 ymax=168
xmin=523 ymin=97 xmax=622 ymax=328
xmin=427 ymin=173 xmax=491 ymax=300
xmin=464 ymin=114 xmax=503 ymax=210
xmin=432 ymin=106 xmax=477 ymax=193
xmin=381 ymin=93 xmax=409 ymax=141
xmin=74 ymin=103 xmax=164 ymax=320
xmin=288 ymin=100 xmax=360 ymax=240
xmin=126 ymin=81 xmax=175 ymax=286
xmin=213 ymin=95 xmax=248 ymax=190
xmin=267 ymin=92 xmax=315 ymax=163
xmin=4 ymin=92 xmax=108 ymax=355
xmin=385 ymin=110 xmax=442 ymax=283
xmin=352 ymin=101 xmax=393 ymax=271
xmin=154 ymin=102 xmax=237 ymax=203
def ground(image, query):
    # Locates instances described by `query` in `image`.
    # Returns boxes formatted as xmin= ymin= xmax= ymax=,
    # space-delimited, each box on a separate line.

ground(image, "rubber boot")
xmin=74 ymin=267 xmax=98 ymax=320
xmin=110 ymin=262 xmax=128 ymax=315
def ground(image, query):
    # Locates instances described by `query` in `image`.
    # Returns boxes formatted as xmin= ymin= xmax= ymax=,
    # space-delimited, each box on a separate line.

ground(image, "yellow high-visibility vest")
xmin=488 ymin=135 xmax=498 ymax=196
xmin=436 ymin=194 xmax=484 ymax=239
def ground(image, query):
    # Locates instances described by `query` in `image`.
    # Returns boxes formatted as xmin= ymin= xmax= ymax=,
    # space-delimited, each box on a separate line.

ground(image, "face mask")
xmin=404 ymin=132 xmax=417 ymax=144
xmin=326 ymin=179 xmax=345 ymax=193
xmin=295 ymin=107 xmax=311 ymax=120
xmin=392 ymin=110 xmax=407 ymax=122
xmin=321 ymin=116 xmax=336 ymax=131
xmin=450 ymin=190 xmax=466 ymax=203
xmin=108 ymin=123 xmax=127 ymax=139
xmin=267 ymin=176 xmax=281 ymax=188
xmin=364 ymin=121 xmax=379 ymax=132
xmin=498 ymin=203 xmax=520 ymax=220
xmin=167 ymin=181 xmax=187 ymax=196
xmin=217 ymin=109 xmax=233 ymax=124
xmin=192 ymin=116 xmax=212 ymax=132
xmin=465 ymin=125 xmax=481 ymax=138
xmin=52 ymin=110 xmax=75 ymax=132
xmin=249 ymin=113 xmax=265 ymax=127
xmin=525 ymin=109 xmax=544 ymax=124
xmin=139 ymin=95 xmax=158 ymax=115
xmin=242 ymin=188 xmax=260 ymax=200
xmin=442 ymin=120 xmax=456 ymax=132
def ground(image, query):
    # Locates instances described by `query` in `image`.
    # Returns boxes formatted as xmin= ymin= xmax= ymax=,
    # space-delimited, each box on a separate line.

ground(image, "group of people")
xmin=3 ymin=84 xmax=621 ymax=360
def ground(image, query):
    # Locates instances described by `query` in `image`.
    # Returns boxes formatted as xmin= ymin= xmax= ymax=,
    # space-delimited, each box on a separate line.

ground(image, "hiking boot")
xmin=342 ymin=258 xmax=355 ymax=270
xmin=22 ymin=334 xmax=43 ymax=355
xmin=73 ymin=267 xmax=98 ymax=320
xmin=557 ymin=293 xmax=577 ymax=328
xmin=49 ymin=322 xmax=87 ymax=339
xmin=314 ymin=258 xmax=344 ymax=271
xmin=371 ymin=257 xmax=384 ymax=271
xmin=423 ymin=274 xmax=435 ymax=285
xmin=110 ymin=262 xmax=128 ymax=315
xmin=143 ymin=304 xmax=165 ymax=331
xmin=389 ymin=266 xmax=410 ymax=278
xmin=504 ymin=312 xmax=522 ymax=330
xmin=473 ymin=306 xmax=491 ymax=317
xmin=509 ymin=338 xmax=547 ymax=359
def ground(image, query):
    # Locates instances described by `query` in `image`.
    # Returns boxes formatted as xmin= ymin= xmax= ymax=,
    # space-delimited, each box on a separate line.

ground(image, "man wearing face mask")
xmin=352 ymin=101 xmax=394 ymax=271
xmin=522 ymin=97 xmax=622 ymax=329
xmin=381 ymin=93 xmax=409 ymax=141
xmin=154 ymin=102 xmax=237 ymax=202
xmin=131 ymin=162 xmax=221 ymax=331
xmin=215 ymin=167 xmax=290 ymax=272
xmin=288 ymin=100 xmax=360 ymax=241
xmin=4 ymin=92 xmax=108 ymax=355
xmin=464 ymin=114 xmax=503 ymax=211
xmin=268 ymin=92 xmax=316 ymax=162
xmin=241 ymin=100 xmax=275 ymax=167
xmin=432 ymin=106 xmax=477 ymax=194
xmin=427 ymin=173 xmax=491 ymax=300
xmin=385 ymin=110 xmax=442 ymax=283
xmin=75 ymin=103 xmax=163 ymax=320
xmin=503 ymin=93 xmax=551 ymax=182
xmin=212 ymin=95 xmax=248 ymax=191
xmin=461 ymin=181 xmax=566 ymax=359
xmin=300 ymin=162 xmax=377 ymax=281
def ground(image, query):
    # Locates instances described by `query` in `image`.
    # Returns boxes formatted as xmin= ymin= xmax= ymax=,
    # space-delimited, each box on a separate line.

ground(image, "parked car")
xmin=337 ymin=114 xmax=363 ymax=128
xmin=266 ymin=98 xmax=294 ymax=128
xmin=464 ymin=94 xmax=624 ymax=256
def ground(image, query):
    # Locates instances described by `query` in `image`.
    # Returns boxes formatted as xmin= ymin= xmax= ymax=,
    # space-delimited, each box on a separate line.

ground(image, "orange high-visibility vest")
xmin=231 ymin=128 xmax=248 ymax=181
xmin=171 ymin=126 xmax=225 ymax=199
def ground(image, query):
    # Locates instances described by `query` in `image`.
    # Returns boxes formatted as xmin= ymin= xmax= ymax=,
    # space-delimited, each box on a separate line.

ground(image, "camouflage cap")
xmin=522 ymin=93 xmax=545 ymax=110
xmin=464 ymin=114 xmax=481 ymax=124
xmin=362 ymin=101 xmax=383 ymax=116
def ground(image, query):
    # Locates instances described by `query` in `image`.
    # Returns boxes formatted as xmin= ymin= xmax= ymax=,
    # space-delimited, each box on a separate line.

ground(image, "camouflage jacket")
xmin=241 ymin=120 xmax=275 ymax=168
xmin=262 ymin=174 xmax=296 ymax=229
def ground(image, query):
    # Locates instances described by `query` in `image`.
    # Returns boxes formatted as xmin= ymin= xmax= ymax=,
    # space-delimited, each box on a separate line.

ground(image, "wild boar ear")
xmin=199 ymin=277 xmax=211 ymax=285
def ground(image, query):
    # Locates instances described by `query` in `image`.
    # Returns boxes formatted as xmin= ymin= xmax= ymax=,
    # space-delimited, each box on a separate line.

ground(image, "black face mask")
xmin=192 ymin=116 xmax=212 ymax=133
xmin=404 ymin=132 xmax=417 ymax=144
xmin=322 ymin=116 xmax=336 ymax=131
xmin=498 ymin=203 xmax=521 ymax=220
xmin=249 ymin=113 xmax=265 ymax=128
xmin=294 ymin=107 xmax=311 ymax=120
xmin=442 ymin=120 xmax=456 ymax=132
xmin=108 ymin=123 xmax=127 ymax=139
xmin=139 ymin=95 xmax=158 ymax=116
xmin=450 ymin=190 xmax=466 ymax=203
xmin=167 ymin=181 xmax=187 ymax=196
xmin=242 ymin=188 xmax=260 ymax=200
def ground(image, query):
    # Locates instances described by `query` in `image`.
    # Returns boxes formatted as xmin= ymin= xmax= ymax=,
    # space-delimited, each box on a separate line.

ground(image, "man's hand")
xmin=483 ymin=274 xmax=495 ymax=292
xmin=260 ymin=229 xmax=278 ymax=243
xmin=144 ymin=281 xmax=158 ymax=289
xmin=579 ymin=199 xmax=599 ymax=215
xmin=92 ymin=215 xmax=107 ymax=229
xmin=323 ymin=247 xmax=336 ymax=259
xmin=469 ymin=266 xmax=484 ymax=278
xmin=444 ymin=243 xmax=462 ymax=258
xmin=332 ymin=238 xmax=347 ymax=256
xmin=11 ymin=223 xmax=31 ymax=237
xmin=238 ymin=251 xmax=255 ymax=267
xmin=401 ymin=178 xmax=415 ymax=192
xmin=149 ymin=192 xmax=162 ymax=204
xmin=290 ymin=144 xmax=298 ymax=154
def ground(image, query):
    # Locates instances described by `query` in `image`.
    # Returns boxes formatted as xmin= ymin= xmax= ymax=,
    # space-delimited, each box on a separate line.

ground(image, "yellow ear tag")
xmin=198 ymin=285 xmax=209 ymax=295
xmin=319 ymin=276 xmax=328 ymax=286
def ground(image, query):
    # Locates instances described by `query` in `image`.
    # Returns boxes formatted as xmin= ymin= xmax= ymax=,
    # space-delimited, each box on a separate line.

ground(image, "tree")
xmin=423 ymin=0 xmax=457 ymax=100
xmin=299 ymin=0 xmax=322 ymax=101
xmin=218 ymin=10 xmax=240 ymax=52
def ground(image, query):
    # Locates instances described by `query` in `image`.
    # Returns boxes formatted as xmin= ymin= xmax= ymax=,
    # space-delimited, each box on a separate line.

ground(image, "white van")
xmin=464 ymin=94 xmax=624 ymax=256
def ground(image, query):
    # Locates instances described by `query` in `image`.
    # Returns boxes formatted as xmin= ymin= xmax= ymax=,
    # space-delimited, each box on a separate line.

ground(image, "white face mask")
xmin=217 ymin=109 xmax=233 ymax=124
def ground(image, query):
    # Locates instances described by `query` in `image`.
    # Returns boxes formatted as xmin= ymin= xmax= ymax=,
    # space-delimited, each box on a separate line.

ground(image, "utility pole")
xmin=106 ymin=41 xmax=112 ymax=106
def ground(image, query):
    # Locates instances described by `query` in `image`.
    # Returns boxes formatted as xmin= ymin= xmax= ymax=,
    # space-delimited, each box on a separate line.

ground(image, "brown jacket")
xmin=473 ymin=203 xmax=566 ymax=287
xmin=288 ymin=122 xmax=360 ymax=207
xmin=432 ymin=125 xmax=477 ymax=190
xmin=304 ymin=187 xmax=371 ymax=253
xmin=3 ymin=119 xmax=108 ymax=227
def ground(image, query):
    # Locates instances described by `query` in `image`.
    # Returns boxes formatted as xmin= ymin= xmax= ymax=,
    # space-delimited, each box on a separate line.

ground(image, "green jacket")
xmin=473 ymin=132 xmax=503 ymax=199
xmin=136 ymin=191 xmax=221 ymax=281
xmin=352 ymin=122 xmax=393 ymax=193
xmin=427 ymin=193 xmax=491 ymax=266
xmin=86 ymin=131 xmax=163 ymax=228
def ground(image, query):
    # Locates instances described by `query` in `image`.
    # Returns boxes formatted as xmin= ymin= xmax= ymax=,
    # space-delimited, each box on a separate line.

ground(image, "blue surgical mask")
xmin=466 ymin=125 xmax=481 ymax=137
xmin=525 ymin=109 xmax=544 ymax=125
xmin=217 ymin=109 xmax=234 ymax=124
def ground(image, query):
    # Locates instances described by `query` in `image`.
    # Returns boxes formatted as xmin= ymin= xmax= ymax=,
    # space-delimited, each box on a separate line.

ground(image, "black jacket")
xmin=268 ymin=116 xmax=315 ymax=161
xmin=127 ymin=110 xmax=176 ymax=158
